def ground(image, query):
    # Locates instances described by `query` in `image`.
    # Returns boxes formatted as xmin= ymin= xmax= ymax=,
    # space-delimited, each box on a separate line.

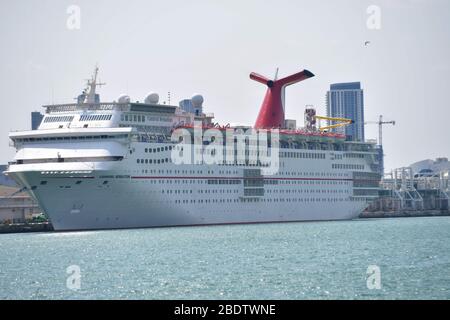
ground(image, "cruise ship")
xmin=6 ymin=67 xmax=381 ymax=231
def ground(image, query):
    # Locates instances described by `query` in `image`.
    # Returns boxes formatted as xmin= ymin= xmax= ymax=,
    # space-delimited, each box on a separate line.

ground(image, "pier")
xmin=363 ymin=166 xmax=450 ymax=218
xmin=0 ymin=222 xmax=53 ymax=234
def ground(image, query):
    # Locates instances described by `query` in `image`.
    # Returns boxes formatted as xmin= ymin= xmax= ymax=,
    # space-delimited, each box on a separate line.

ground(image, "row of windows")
xmin=40 ymin=178 xmax=352 ymax=198
xmin=134 ymin=169 xmax=239 ymax=175
xmin=149 ymin=154 xmax=329 ymax=168
xmin=332 ymin=163 xmax=364 ymax=170
xmin=134 ymin=176 xmax=352 ymax=187
xmin=137 ymin=158 xmax=170 ymax=164
xmin=80 ymin=114 xmax=112 ymax=121
xmin=133 ymin=125 xmax=172 ymax=134
xmin=166 ymin=189 xmax=239 ymax=195
xmin=173 ymin=197 xmax=349 ymax=204
xmin=133 ymin=166 xmax=346 ymax=178
xmin=137 ymin=142 xmax=373 ymax=157
xmin=193 ymin=148 xmax=271 ymax=157
xmin=246 ymin=198 xmax=348 ymax=203
xmin=205 ymin=160 xmax=271 ymax=168
xmin=267 ymin=189 xmax=350 ymax=194
xmin=207 ymin=179 xmax=241 ymax=185
xmin=132 ymin=135 xmax=373 ymax=152
xmin=43 ymin=116 xmax=74 ymax=123
xmin=145 ymin=146 xmax=172 ymax=153
xmin=191 ymin=148 xmax=328 ymax=161
xmin=133 ymin=167 xmax=350 ymax=180
xmin=280 ymin=152 xmax=326 ymax=159
xmin=14 ymin=135 xmax=128 ymax=143
xmin=175 ymin=170 xmax=345 ymax=179
xmin=191 ymin=160 xmax=271 ymax=167
xmin=244 ymin=188 xmax=264 ymax=196
xmin=123 ymin=114 xmax=145 ymax=122
xmin=345 ymin=153 xmax=365 ymax=159
xmin=121 ymin=114 xmax=172 ymax=123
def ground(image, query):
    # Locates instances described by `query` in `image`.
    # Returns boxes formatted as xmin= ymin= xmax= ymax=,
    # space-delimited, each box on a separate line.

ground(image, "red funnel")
xmin=250 ymin=69 xmax=314 ymax=129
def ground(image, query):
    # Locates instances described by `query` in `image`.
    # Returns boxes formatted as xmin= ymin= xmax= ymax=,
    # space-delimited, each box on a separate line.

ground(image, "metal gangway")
xmin=381 ymin=167 xmax=424 ymax=211
xmin=380 ymin=167 xmax=450 ymax=212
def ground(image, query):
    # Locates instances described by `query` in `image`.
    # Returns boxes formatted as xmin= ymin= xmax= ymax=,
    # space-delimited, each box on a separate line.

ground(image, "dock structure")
xmin=363 ymin=167 xmax=450 ymax=217
xmin=0 ymin=185 xmax=42 ymax=224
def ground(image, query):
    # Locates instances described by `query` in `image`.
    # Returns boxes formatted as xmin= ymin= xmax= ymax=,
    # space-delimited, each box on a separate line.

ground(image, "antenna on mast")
xmin=274 ymin=67 xmax=279 ymax=81
xmin=84 ymin=65 xmax=105 ymax=103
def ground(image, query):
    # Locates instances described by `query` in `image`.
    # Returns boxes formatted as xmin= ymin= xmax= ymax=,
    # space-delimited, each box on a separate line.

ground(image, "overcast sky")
xmin=0 ymin=0 xmax=449 ymax=171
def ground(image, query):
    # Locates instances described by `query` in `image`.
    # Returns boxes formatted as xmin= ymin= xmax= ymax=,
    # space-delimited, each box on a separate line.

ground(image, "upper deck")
xmin=42 ymin=102 xmax=176 ymax=114
xmin=11 ymin=67 xmax=379 ymax=158
xmin=36 ymin=101 xmax=197 ymax=134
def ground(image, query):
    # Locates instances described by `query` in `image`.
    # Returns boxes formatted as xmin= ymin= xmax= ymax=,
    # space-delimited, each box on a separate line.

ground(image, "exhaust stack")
xmin=250 ymin=69 xmax=314 ymax=129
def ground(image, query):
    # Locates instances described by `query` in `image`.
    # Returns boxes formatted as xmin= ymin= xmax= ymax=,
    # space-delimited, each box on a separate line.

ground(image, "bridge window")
xmin=79 ymin=114 xmax=112 ymax=121
xmin=43 ymin=116 xmax=74 ymax=123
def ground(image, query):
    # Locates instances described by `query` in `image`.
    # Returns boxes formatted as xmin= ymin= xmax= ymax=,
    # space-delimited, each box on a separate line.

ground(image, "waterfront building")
xmin=0 ymin=186 xmax=41 ymax=224
xmin=410 ymin=158 xmax=450 ymax=176
xmin=326 ymin=82 xmax=365 ymax=142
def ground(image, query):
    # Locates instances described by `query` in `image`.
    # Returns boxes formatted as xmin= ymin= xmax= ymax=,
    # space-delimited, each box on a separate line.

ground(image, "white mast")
xmin=84 ymin=66 xmax=105 ymax=103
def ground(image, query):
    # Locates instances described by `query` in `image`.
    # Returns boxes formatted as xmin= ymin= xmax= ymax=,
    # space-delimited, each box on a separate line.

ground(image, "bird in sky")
xmin=364 ymin=41 xmax=371 ymax=46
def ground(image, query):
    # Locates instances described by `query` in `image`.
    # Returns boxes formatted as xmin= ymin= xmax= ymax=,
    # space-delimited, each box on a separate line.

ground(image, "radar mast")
xmin=84 ymin=66 xmax=105 ymax=103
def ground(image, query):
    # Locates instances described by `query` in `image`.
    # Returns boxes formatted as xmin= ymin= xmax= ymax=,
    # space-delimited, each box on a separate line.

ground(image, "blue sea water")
xmin=0 ymin=217 xmax=449 ymax=300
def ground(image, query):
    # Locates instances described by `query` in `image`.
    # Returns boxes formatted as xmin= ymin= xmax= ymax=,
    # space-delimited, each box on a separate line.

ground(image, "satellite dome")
xmin=145 ymin=92 xmax=159 ymax=104
xmin=191 ymin=94 xmax=204 ymax=107
xmin=117 ymin=94 xmax=130 ymax=104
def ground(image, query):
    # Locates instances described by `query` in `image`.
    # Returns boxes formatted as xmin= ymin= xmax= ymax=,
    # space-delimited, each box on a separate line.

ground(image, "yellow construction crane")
xmin=365 ymin=115 xmax=396 ymax=146
xmin=304 ymin=108 xmax=353 ymax=132
xmin=315 ymin=115 xmax=354 ymax=132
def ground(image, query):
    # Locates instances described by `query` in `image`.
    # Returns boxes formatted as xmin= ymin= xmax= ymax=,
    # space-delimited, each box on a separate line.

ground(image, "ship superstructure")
xmin=6 ymin=67 xmax=381 ymax=230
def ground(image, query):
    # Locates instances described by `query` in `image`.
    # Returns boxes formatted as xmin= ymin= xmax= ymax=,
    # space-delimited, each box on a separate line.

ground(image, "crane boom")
xmin=315 ymin=115 xmax=353 ymax=132
xmin=364 ymin=115 xmax=395 ymax=146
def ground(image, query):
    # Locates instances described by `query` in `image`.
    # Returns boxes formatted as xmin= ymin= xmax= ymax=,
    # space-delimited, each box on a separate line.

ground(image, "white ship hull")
xmin=10 ymin=170 xmax=366 ymax=231
xmin=7 ymin=140 xmax=374 ymax=231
